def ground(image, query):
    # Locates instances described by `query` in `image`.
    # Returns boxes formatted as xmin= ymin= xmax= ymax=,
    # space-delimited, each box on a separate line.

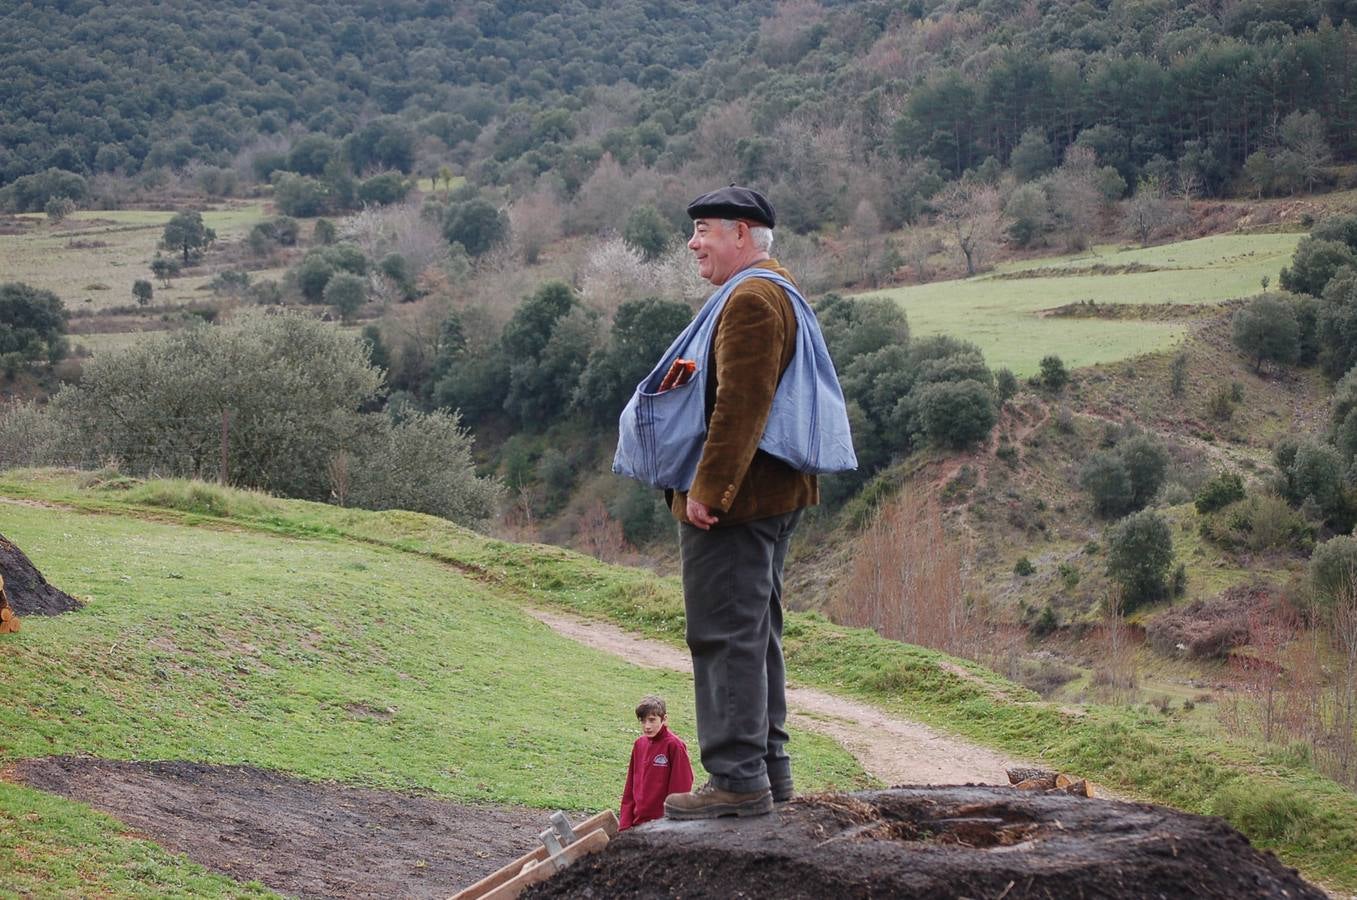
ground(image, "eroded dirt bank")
xmin=13 ymin=757 xmax=545 ymax=899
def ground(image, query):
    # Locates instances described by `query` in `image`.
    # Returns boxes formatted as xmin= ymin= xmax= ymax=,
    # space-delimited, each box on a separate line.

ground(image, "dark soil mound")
xmin=14 ymin=756 xmax=547 ymax=899
xmin=524 ymin=786 xmax=1325 ymax=900
xmin=0 ymin=533 xmax=83 ymax=615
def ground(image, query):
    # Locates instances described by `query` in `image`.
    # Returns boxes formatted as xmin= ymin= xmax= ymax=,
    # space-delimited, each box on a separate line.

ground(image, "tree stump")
xmin=522 ymin=786 xmax=1326 ymax=900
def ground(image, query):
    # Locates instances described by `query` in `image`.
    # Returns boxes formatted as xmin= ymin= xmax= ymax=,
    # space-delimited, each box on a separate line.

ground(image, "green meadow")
xmin=861 ymin=232 xmax=1302 ymax=376
xmin=0 ymin=474 xmax=869 ymax=896
xmin=1 ymin=471 xmax=1355 ymax=892
xmin=5 ymin=204 xmax=277 ymax=311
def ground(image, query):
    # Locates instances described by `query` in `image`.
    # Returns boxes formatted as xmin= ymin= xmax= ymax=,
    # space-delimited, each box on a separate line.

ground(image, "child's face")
xmin=639 ymin=713 xmax=666 ymax=738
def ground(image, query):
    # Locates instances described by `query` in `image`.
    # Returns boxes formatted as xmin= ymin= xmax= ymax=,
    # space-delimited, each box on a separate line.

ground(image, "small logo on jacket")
xmin=653 ymin=754 xmax=669 ymax=766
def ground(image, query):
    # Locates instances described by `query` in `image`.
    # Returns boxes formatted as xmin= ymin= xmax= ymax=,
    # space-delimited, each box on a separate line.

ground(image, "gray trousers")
xmin=679 ymin=509 xmax=802 ymax=793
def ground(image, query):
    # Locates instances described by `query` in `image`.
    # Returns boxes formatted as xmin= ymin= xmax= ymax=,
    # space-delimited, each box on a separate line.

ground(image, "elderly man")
xmin=662 ymin=186 xmax=818 ymax=821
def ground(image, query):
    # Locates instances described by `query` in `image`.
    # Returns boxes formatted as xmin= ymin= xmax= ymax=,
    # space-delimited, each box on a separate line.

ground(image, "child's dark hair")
xmin=635 ymin=695 xmax=667 ymax=719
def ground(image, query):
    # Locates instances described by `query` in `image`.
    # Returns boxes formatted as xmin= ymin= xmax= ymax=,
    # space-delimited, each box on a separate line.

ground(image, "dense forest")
xmin=5 ymin=0 xmax=1357 ymax=224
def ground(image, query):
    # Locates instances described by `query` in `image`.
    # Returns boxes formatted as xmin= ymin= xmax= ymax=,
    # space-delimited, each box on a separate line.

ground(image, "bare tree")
xmin=1123 ymin=176 xmax=1173 ymax=247
xmin=508 ymin=187 xmax=565 ymax=265
xmin=1047 ymin=145 xmax=1101 ymax=251
xmin=900 ymin=226 xmax=941 ymax=282
xmin=575 ymin=500 xmax=630 ymax=564
xmin=1095 ymin=587 xmax=1137 ymax=703
xmin=757 ymin=0 xmax=830 ymax=64
xmin=1327 ymin=572 xmax=1357 ymax=784
xmin=327 ymin=449 xmax=351 ymax=507
xmin=933 ymin=181 xmax=1002 ymax=276
xmin=829 ymin=488 xmax=977 ymax=659
xmin=1278 ymin=110 xmax=1332 ymax=193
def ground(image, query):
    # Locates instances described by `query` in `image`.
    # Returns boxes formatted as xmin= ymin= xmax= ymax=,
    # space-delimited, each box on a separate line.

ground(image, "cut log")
xmin=1006 ymin=766 xmax=1054 ymax=786
xmin=0 ymin=574 xmax=18 ymax=633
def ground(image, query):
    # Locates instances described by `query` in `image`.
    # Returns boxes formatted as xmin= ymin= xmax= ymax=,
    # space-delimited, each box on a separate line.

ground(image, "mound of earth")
xmin=0 ymin=533 xmax=82 ymax=615
xmin=523 ymin=786 xmax=1324 ymax=900
xmin=12 ymin=756 xmax=546 ymax=899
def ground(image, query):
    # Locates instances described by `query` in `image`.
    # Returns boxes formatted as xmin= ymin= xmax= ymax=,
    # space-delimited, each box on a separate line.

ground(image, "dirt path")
xmin=529 ymin=608 xmax=1025 ymax=787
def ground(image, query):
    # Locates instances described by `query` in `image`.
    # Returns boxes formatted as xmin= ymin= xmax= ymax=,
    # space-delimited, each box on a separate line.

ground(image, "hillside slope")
xmin=1 ymin=472 xmax=1355 ymax=891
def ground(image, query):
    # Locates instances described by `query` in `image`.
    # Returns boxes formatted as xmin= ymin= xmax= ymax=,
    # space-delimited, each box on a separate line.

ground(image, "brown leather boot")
xmin=770 ymin=775 xmax=794 ymax=803
xmin=664 ymin=781 xmax=774 ymax=820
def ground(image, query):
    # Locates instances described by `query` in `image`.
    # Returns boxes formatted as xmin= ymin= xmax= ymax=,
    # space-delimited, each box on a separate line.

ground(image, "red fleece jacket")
xmin=619 ymin=725 xmax=693 ymax=829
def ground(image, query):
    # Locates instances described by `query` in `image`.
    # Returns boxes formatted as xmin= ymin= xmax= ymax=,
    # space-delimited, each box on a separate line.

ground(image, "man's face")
xmin=640 ymin=713 xmax=666 ymax=738
xmin=687 ymin=218 xmax=745 ymax=286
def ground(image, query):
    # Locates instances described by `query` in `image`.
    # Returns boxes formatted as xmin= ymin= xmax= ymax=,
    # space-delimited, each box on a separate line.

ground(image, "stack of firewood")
xmin=0 ymin=573 xmax=18 ymax=633
xmin=1007 ymin=766 xmax=1094 ymax=797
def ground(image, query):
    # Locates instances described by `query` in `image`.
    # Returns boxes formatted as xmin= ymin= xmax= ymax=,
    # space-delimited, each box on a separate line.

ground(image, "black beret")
xmin=686 ymin=184 xmax=775 ymax=229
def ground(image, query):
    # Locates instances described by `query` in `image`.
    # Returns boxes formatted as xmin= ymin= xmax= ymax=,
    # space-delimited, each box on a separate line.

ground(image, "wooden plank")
xmin=449 ymin=809 xmax=618 ymax=900
xmin=477 ymin=830 xmax=609 ymax=900
xmin=450 ymin=846 xmax=549 ymax=900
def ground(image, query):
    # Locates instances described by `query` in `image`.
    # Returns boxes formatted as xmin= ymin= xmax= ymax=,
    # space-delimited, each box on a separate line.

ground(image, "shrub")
xmin=1279 ymin=237 xmax=1356 ymax=297
xmin=1195 ymin=471 xmax=1246 ymax=514
xmin=1080 ymin=450 xmax=1133 ymax=517
xmin=1119 ymin=433 xmax=1169 ymax=510
xmin=1199 ymin=494 xmax=1313 ymax=554
xmin=323 ymin=272 xmax=367 ymax=323
xmin=1276 ymin=438 xmax=1348 ymax=525
xmin=132 ymin=279 xmax=153 ymax=306
xmin=248 ymin=216 xmax=300 ymax=253
xmin=1014 ymin=556 xmax=1035 ymax=576
xmin=1205 ymin=383 xmax=1235 ymax=421
xmin=1106 ymin=509 xmax=1174 ymax=609
xmin=313 ymin=219 xmax=338 ymax=245
xmin=52 ymin=313 xmax=383 ymax=501
xmin=1232 ymin=294 xmax=1299 ymax=373
xmin=348 ymin=410 xmax=503 ymax=526
xmin=357 ymin=172 xmax=412 ymax=206
xmin=915 ymin=379 xmax=997 ymax=449
xmin=574 ymin=297 xmax=694 ymax=423
xmin=1039 ymin=354 xmax=1069 ymax=392
xmin=611 ymin=481 xmax=673 ymax=546
xmin=443 ymin=198 xmax=507 ymax=257
xmin=0 ymin=167 xmax=88 ymax=213
xmin=1170 ymin=352 xmax=1188 ymax=397
xmin=1029 ymin=605 xmax=1059 ymax=637
xmin=272 ymin=172 xmax=332 ymax=217
xmin=622 ymin=205 xmax=670 ymax=261
xmin=149 ymin=255 xmax=181 ymax=286
xmin=1309 ymin=534 xmax=1357 ymax=611
xmin=995 ymin=367 xmax=1018 ymax=404
xmin=1058 ymin=561 xmax=1080 ymax=588
xmin=0 ymin=282 xmax=68 ymax=371
xmin=44 ymin=195 xmax=76 ymax=222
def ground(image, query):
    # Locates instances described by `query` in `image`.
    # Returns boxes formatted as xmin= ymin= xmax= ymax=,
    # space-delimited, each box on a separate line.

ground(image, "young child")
xmin=619 ymin=695 xmax=693 ymax=830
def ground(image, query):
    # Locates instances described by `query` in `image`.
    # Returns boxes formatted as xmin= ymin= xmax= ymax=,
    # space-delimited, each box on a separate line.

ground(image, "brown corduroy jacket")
xmin=669 ymin=259 xmax=819 ymax=527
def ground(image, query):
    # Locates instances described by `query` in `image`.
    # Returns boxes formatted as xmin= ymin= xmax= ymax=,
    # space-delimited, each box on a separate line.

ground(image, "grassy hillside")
xmin=1 ymin=472 xmax=1355 ymax=891
xmin=860 ymin=232 xmax=1301 ymax=375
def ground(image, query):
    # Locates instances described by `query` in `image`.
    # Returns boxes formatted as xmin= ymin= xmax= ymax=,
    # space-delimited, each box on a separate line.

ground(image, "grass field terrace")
xmin=860 ymin=232 xmax=1302 ymax=376
xmin=4 ymin=203 xmax=275 ymax=312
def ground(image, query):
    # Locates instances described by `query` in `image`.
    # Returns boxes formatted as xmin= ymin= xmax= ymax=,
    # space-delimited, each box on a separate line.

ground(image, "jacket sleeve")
xmin=619 ymin=745 xmax=637 ymax=830
xmin=669 ymin=739 xmax=694 ymax=795
xmin=688 ymin=282 xmax=787 ymax=511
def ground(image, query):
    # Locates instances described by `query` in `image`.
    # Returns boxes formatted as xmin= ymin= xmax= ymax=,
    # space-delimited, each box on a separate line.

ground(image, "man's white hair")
xmin=718 ymin=218 xmax=774 ymax=252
